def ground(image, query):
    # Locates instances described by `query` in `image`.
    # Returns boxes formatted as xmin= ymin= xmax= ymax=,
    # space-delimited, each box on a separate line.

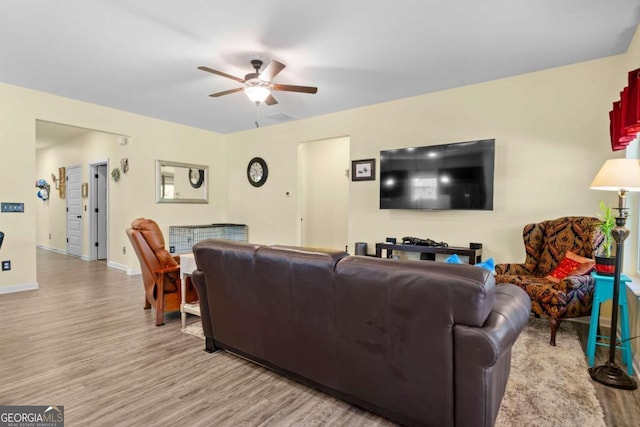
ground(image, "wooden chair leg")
xmin=155 ymin=306 xmax=165 ymax=326
xmin=155 ymin=280 xmax=165 ymax=326
xmin=144 ymin=296 xmax=151 ymax=309
xmin=549 ymin=317 xmax=561 ymax=346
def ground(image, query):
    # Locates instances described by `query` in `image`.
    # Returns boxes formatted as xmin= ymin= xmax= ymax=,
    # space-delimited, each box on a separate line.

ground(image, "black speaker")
xmin=355 ymin=242 xmax=368 ymax=256
xmin=386 ymin=237 xmax=397 ymax=244
xmin=470 ymin=242 xmax=482 ymax=249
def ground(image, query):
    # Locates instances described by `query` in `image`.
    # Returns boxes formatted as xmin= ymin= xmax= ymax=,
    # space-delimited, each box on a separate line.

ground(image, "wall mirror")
xmin=156 ymin=160 xmax=208 ymax=203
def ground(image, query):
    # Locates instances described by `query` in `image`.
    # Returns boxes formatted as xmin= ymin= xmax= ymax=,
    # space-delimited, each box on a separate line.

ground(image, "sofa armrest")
xmin=495 ymin=262 xmax=534 ymax=275
xmin=454 ymin=284 xmax=531 ymax=427
xmin=153 ymin=265 xmax=180 ymax=275
xmin=191 ymin=270 xmax=218 ymax=353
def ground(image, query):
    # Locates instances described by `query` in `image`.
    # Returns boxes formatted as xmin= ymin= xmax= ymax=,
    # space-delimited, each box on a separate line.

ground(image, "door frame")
xmin=89 ymin=159 xmax=109 ymax=261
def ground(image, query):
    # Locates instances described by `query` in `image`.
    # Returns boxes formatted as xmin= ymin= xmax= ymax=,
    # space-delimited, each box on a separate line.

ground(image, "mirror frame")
xmin=156 ymin=160 xmax=209 ymax=204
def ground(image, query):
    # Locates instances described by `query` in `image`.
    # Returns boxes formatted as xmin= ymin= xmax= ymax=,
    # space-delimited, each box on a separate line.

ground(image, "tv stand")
xmin=375 ymin=242 xmax=482 ymax=265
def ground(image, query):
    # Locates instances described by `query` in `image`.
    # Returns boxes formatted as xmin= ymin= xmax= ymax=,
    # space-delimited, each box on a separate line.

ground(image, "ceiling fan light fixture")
xmin=244 ymin=86 xmax=271 ymax=103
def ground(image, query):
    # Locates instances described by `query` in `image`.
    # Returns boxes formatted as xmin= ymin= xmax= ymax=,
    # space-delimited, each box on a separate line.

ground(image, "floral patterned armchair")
xmin=495 ymin=217 xmax=603 ymax=346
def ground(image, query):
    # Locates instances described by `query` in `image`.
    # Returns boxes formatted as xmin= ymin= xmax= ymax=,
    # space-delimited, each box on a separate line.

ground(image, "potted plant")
xmin=595 ymin=200 xmax=616 ymax=275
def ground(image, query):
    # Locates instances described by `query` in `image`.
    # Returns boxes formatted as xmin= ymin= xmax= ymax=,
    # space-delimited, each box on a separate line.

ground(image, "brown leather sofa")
xmin=191 ymin=240 xmax=530 ymax=427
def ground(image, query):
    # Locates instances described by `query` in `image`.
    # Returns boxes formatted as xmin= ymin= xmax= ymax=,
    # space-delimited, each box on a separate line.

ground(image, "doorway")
xmin=35 ymin=120 xmax=117 ymax=263
xmin=89 ymin=161 xmax=108 ymax=261
xmin=298 ymin=137 xmax=350 ymax=251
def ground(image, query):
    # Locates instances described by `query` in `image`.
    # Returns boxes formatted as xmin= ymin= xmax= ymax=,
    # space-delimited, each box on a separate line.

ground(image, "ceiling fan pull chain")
xmin=255 ymin=102 xmax=260 ymax=128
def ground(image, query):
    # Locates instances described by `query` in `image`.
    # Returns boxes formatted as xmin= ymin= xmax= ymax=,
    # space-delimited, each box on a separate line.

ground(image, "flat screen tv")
xmin=380 ymin=139 xmax=495 ymax=210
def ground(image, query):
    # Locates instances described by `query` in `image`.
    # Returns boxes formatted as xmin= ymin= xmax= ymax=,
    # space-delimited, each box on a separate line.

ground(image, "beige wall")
xmin=0 ymin=83 xmax=227 ymax=289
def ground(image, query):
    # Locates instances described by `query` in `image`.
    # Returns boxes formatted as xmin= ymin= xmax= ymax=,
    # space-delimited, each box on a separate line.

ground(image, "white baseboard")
xmin=0 ymin=282 xmax=39 ymax=294
xmin=108 ymin=261 xmax=140 ymax=276
xmin=38 ymin=246 xmax=137 ymax=275
xmin=37 ymin=244 xmax=67 ymax=255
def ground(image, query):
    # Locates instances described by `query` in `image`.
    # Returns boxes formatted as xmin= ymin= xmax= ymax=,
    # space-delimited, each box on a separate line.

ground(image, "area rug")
xmin=495 ymin=317 xmax=605 ymax=426
xmin=182 ymin=317 xmax=605 ymax=426
xmin=182 ymin=321 xmax=205 ymax=340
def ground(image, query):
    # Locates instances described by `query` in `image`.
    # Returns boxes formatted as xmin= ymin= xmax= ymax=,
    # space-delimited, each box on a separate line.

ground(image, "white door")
xmin=96 ymin=164 xmax=108 ymax=259
xmin=299 ymin=137 xmax=350 ymax=251
xmin=66 ymin=165 xmax=82 ymax=257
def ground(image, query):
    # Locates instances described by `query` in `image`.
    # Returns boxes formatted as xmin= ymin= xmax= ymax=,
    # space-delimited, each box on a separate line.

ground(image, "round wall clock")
xmin=247 ymin=157 xmax=268 ymax=187
xmin=189 ymin=168 xmax=205 ymax=189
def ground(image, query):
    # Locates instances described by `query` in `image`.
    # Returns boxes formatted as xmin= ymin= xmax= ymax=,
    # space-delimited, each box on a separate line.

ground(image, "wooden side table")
xmin=586 ymin=272 xmax=634 ymax=375
xmin=179 ymin=253 xmax=200 ymax=330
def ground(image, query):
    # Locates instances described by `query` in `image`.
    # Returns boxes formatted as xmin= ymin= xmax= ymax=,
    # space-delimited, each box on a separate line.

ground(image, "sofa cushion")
xmin=495 ymin=273 xmax=594 ymax=308
xmin=536 ymin=217 xmax=600 ymax=275
xmin=445 ymin=254 xmax=496 ymax=273
xmin=544 ymin=251 xmax=595 ymax=283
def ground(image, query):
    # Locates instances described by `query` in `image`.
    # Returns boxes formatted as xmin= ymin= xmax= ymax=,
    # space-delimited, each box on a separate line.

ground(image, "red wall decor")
xmin=610 ymin=68 xmax=640 ymax=151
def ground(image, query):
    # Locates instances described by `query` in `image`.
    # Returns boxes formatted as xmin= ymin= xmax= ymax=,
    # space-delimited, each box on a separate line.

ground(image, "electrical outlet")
xmin=1 ymin=260 xmax=10 ymax=271
xmin=122 ymin=246 xmax=126 ymax=255
xmin=169 ymin=245 xmax=175 ymax=253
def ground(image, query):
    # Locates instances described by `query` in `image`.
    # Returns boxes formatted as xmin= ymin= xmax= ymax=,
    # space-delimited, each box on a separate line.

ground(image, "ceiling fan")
xmin=198 ymin=59 xmax=317 ymax=105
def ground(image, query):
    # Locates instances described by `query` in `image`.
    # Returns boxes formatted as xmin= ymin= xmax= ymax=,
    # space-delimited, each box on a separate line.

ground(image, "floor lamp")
xmin=589 ymin=158 xmax=640 ymax=390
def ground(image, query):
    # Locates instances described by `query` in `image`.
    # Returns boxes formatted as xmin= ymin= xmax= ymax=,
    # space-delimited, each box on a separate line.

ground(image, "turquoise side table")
xmin=586 ymin=272 xmax=633 ymax=375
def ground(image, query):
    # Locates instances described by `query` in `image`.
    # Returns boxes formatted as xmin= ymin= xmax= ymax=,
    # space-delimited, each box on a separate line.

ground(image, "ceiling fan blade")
xmin=272 ymin=83 xmax=318 ymax=94
xmin=264 ymin=94 xmax=278 ymax=106
xmin=198 ymin=66 xmax=245 ymax=83
xmin=259 ymin=60 xmax=286 ymax=82
xmin=209 ymin=87 xmax=244 ymax=97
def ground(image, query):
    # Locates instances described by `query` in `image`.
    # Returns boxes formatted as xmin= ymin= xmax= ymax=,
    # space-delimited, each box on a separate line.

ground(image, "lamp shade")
xmin=244 ymin=86 xmax=270 ymax=103
xmin=590 ymin=159 xmax=640 ymax=192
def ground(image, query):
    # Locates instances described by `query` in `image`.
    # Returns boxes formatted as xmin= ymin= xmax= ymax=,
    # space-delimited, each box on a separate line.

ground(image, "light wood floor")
xmin=574 ymin=321 xmax=640 ymax=426
xmin=0 ymin=250 xmax=391 ymax=426
xmin=0 ymin=249 xmax=639 ymax=426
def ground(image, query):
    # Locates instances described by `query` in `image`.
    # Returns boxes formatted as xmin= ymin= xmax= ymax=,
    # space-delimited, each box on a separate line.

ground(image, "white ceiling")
xmin=2 ymin=1 xmax=640 ymax=135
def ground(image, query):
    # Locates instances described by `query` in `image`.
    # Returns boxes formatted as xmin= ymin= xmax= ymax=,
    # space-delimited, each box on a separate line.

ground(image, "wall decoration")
xmin=247 ymin=157 xmax=268 ymax=187
xmin=120 ymin=158 xmax=129 ymax=173
xmin=35 ymin=179 xmax=50 ymax=201
xmin=351 ymin=158 xmax=376 ymax=181
xmin=51 ymin=173 xmax=59 ymax=190
xmin=58 ymin=167 xmax=66 ymax=183
xmin=59 ymin=182 xmax=66 ymax=198
xmin=111 ymin=168 xmax=121 ymax=182
xmin=81 ymin=183 xmax=88 ymax=198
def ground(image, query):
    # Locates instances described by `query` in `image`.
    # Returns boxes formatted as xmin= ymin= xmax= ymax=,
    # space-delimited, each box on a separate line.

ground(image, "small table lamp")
xmin=589 ymin=158 xmax=640 ymax=390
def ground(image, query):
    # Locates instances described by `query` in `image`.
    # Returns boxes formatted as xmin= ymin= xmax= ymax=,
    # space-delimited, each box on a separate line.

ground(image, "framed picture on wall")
xmin=351 ymin=158 xmax=376 ymax=181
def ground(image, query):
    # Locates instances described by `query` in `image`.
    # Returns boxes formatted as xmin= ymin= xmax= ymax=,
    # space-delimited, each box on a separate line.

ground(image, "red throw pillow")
xmin=545 ymin=251 xmax=595 ymax=283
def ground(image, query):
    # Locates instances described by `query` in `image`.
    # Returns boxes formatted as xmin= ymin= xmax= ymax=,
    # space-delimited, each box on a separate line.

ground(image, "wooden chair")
xmin=126 ymin=218 xmax=197 ymax=326
xmin=495 ymin=216 xmax=603 ymax=346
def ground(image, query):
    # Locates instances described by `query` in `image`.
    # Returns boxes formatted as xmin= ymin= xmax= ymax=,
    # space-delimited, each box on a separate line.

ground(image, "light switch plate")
xmin=1 ymin=202 xmax=24 ymax=213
